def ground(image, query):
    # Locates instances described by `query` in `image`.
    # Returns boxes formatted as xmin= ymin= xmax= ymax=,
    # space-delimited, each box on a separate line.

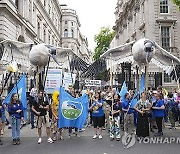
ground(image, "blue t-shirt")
xmin=8 ymin=101 xmax=24 ymax=119
xmin=153 ymin=99 xmax=165 ymax=117
xmin=122 ymin=99 xmax=134 ymax=114
xmin=92 ymin=99 xmax=104 ymax=117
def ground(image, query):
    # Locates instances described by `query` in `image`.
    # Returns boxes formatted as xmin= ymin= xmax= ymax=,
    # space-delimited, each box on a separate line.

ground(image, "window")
xmin=15 ymin=0 xmax=19 ymax=9
xmin=160 ymin=0 xmax=169 ymax=13
xmin=71 ymin=29 xmax=74 ymax=38
xmin=161 ymin=26 xmax=170 ymax=49
xmin=43 ymin=29 xmax=46 ymax=42
xmin=71 ymin=22 xmax=73 ymax=26
xmin=65 ymin=21 xmax=68 ymax=24
xmin=37 ymin=22 xmax=40 ymax=38
xmin=64 ymin=29 xmax=68 ymax=37
xmin=164 ymin=72 xmax=171 ymax=83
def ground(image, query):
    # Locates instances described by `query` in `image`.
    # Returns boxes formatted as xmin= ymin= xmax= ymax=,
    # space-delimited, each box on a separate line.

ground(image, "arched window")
xmin=64 ymin=29 xmax=68 ymax=37
xmin=71 ymin=29 xmax=74 ymax=38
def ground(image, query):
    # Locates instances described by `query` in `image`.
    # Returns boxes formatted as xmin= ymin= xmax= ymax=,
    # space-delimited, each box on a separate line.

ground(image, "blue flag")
xmin=58 ymin=86 xmax=88 ymax=129
xmin=140 ymin=73 xmax=145 ymax=93
xmin=119 ymin=81 xmax=128 ymax=102
xmin=116 ymin=87 xmax=119 ymax=94
xmin=130 ymin=89 xmax=138 ymax=108
xmin=3 ymin=74 xmax=27 ymax=119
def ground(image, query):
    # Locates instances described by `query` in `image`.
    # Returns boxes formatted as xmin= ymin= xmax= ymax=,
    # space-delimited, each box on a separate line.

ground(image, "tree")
xmin=93 ymin=27 xmax=115 ymax=60
xmin=172 ymin=0 xmax=180 ymax=10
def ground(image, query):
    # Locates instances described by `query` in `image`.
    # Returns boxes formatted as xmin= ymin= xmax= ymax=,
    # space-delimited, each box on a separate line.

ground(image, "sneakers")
xmin=47 ymin=138 xmax=54 ymax=143
xmin=38 ymin=138 xmax=42 ymax=144
xmin=16 ymin=138 xmax=20 ymax=145
xmin=98 ymin=135 xmax=103 ymax=139
xmin=13 ymin=139 xmax=16 ymax=145
xmin=92 ymin=134 xmax=98 ymax=139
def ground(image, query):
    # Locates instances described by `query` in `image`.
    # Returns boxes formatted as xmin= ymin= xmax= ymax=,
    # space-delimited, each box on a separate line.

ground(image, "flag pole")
xmin=145 ymin=63 xmax=149 ymax=92
xmin=14 ymin=72 xmax=19 ymax=95
xmin=36 ymin=66 xmax=39 ymax=92
xmin=110 ymin=53 xmax=114 ymax=121
xmin=172 ymin=60 xmax=180 ymax=89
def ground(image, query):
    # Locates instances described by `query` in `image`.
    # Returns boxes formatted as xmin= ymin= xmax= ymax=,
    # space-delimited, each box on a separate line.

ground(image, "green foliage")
xmin=172 ymin=0 xmax=180 ymax=10
xmin=93 ymin=27 xmax=115 ymax=60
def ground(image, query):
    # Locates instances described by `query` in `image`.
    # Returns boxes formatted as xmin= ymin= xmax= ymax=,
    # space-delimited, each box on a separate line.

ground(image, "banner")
xmin=3 ymin=74 xmax=27 ymax=119
xmin=119 ymin=81 xmax=128 ymax=102
xmin=58 ymin=86 xmax=88 ymax=129
xmin=85 ymin=80 xmax=101 ymax=87
xmin=45 ymin=69 xmax=62 ymax=94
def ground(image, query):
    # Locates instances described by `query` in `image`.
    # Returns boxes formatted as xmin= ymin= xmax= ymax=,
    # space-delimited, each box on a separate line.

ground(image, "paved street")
xmin=1 ymin=123 xmax=180 ymax=154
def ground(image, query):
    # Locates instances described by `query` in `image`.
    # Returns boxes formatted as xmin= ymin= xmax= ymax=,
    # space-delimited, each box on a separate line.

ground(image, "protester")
xmin=8 ymin=93 xmax=24 ymax=145
xmin=167 ymin=92 xmax=176 ymax=129
xmin=122 ymin=93 xmax=135 ymax=134
xmin=1 ymin=102 xmax=6 ymax=135
xmin=134 ymin=92 xmax=151 ymax=138
xmin=152 ymin=93 xmax=165 ymax=136
xmin=90 ymin=92 xmax=104 ymax=139
xmin=175 ymin=90 xmax=180 ymax=126
xmin=51 ymin=91 xmax=63 ymax=141
xmin=0 ymin=96 xmax=3 ymax=145
xmin=29 ymin=87 xmax=37 ymax=129
xmin=109 ymin=94 xmax=121 ymax=141
xmin=31 ymin=90 xmax=53 ymax=144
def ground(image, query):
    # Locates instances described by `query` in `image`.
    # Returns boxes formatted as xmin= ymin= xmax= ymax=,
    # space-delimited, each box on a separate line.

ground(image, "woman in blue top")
xmin=152 ymin=93 xmax=165 ymax=136
xmin=89 ymin=92 xmax=104 ymax=139
xmin=8 ymin=93 xmax=24 ymax=145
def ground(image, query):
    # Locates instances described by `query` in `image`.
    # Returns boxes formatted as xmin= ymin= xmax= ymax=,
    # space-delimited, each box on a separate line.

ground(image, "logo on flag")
xmin=58 ymin=86 xmax=88 ymax=129
xmin=62 ymin=100 xmax=83 ymax=120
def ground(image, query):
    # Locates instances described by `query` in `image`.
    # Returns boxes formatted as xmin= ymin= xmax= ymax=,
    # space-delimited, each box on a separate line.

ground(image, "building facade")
xmin=61 ymin=4 xmax=91 ymax=64
xmin=110 ymin=0 xmax=180 ymax=90
xmin=0 ymin=1 xmax=91 ymax=94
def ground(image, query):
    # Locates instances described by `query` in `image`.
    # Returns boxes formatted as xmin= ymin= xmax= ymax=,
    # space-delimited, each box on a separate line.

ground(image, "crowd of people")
xmin=0 ymin=85 xmax=180 ymax=145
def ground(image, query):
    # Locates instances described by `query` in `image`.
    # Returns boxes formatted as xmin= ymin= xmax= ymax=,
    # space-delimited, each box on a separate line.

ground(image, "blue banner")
xmin=58 ymin=86 xmax=88 ymax=129
xmin=3 ymin=74 xmax=27 ymax=119
xmin=119 ymin=81 xmax=128 ymax=102
xmin=130 ymin=90 xmax=138 ymax=108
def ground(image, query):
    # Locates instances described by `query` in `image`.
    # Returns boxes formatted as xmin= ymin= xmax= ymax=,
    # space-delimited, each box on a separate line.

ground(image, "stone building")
xmin=110 ymin=0 xmax=180 ymax=90
xmin=61 ymin=4 xmax=91 ymax=64
xmin=0 ymin=1 xmax=91 ymax=94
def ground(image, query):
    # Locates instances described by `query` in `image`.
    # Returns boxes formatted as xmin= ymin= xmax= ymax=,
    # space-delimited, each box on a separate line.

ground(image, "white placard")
xmin=85 ymin=80 xmax=101 ymax=87
xmin=63 ymin=72 xmax=76 ymax=90
xmin=45 ymin=69 xmax=62 ymax=94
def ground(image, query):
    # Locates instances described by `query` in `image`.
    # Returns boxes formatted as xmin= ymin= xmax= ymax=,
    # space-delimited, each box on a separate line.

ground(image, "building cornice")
xmin=0 ymin=3 xmax=37 ymax=38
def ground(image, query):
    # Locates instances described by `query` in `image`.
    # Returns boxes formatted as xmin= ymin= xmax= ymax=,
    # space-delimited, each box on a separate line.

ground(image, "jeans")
xmin=30 ymin=109 xmax=35 ymax=127
xmin=11 ymin=116 xmax=21 ymax=139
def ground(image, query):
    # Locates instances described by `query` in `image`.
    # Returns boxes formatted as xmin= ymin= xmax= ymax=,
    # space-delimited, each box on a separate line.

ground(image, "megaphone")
xmin=7 ymin=61 xmax=18 ymax=72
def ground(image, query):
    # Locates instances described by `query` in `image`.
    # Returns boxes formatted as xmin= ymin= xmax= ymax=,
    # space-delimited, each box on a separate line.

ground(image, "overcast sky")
xmin=59 ymin=0 xmax=117 ymax=51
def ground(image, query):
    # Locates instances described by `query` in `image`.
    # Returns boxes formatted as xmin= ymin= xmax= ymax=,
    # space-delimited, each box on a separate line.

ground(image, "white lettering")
xmin=156 ymin=137 xmax=163 ymax=144
xmin=169 ymin=137 xmax=175 ymax=143
xmin=162 ymin=138 xmax=170 ymax=144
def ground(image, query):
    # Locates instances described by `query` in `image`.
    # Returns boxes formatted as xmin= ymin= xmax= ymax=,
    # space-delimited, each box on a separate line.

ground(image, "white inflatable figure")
xmin=100 ymin=38 xmax=180 ymax=73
